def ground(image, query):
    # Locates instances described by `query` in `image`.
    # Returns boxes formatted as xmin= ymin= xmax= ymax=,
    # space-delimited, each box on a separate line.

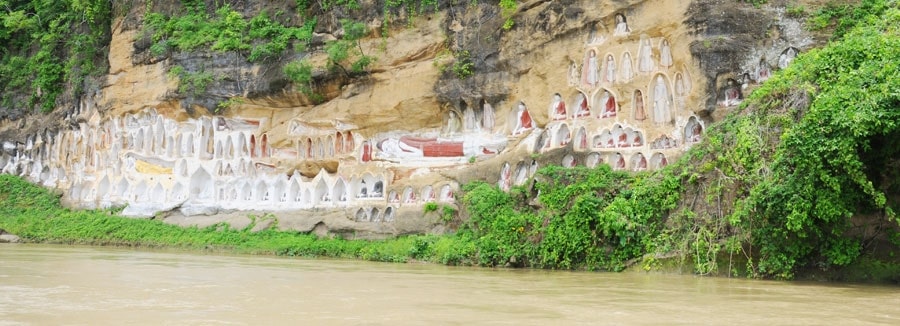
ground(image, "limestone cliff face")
xmin=0 ymin=0 xmax=814 ymax=238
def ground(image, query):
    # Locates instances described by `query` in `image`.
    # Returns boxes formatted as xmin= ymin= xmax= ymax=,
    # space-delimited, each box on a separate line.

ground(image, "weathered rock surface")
xmin=0 ymin=0 xmax=818 ymax=237
xmin=0 ymin=229 xmax=21 ymax=243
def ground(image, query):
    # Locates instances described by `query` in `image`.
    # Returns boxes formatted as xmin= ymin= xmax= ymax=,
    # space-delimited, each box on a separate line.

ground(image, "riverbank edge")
xmin=2 ymin=202 xmax=898 ymax=285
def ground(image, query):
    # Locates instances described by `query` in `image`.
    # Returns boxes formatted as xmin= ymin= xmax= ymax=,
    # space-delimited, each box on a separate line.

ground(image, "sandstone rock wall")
xmin=0 ymin=0 xmax=815 ymax=237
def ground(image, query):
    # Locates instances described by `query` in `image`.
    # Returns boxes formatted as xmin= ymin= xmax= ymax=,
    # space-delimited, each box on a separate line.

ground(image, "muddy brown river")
xmin=1 ymin=245 xmax=898 ymax=325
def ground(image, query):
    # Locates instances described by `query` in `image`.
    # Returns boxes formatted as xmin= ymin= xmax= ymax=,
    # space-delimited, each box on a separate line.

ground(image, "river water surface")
xmin=1 ymin=244 xmax=899 ymax=325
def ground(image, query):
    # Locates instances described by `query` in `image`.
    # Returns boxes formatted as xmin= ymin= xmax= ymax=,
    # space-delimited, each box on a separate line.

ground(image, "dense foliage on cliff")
xmin=448 ymin=0 xmax=900 ymax=279
xmin=0 ymin=0 xmax=111 ymax=114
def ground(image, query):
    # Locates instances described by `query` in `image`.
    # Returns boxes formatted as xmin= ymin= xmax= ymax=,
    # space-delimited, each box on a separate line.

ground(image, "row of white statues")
xmin=575 ymin=37 xmax=676 ymax=89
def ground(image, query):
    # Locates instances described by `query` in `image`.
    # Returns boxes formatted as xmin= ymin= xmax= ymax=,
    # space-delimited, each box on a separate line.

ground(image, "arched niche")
xmin=498 ymin=162 xmax=512 ymax=191
xmin=537 ymin=129 xmax=551 ymax=152
xmin=529 ymin=160 xmax=539 ymax=177
xmin=388 ymin=190 xmax=400 ymax=203
xmin=303 ymin=188 xmax=313 ymax=206
xmin=260 ymin=134 xmax=269 ymax=158
xmin=658 ymin=38 xmax=673 ymax=69
xmin=172 ymin=182 xmax=186 ymax=201
xmin=240 ymin=182 xmax=252 ymax=201
xmin=325 ymin=135 xmax=337 ymax=157
xmin=174 ymin=134 xmax=184 ymax=158
xmin=421 ymin=185 xmax=435 ymax=203
xmin=602 ymin=52 xmax=617 ymax=85
xmin=383 ymin=207 xmax=395 ymax=222
xmin=594 ymin=129 xmax=613 ymax=149
xmin=629 ymin=129 xmax=644 ymax=147
xmin=237 ymin=132 xmax=248 ymax=158
xmin=176 ymin=159 xmax=189 ymax=177
xmin=165 ymin=135 xmax=176 ymax=158
xmin=190 ymin=168 xmax=214 ymax=201
xmin=227 ymin=182 xmax=239 ymax=201
xmin=133 ymin=180 xmax=149 ymax=202
xmin=514 ymin=162 xmax=528 ymax=186
xmin=778 ymin=46 xmax=800 ymax=69
xmin=314 ymin=179 xmax=329 ymax=204
xmin=333 ymin=178 xmax=348 ymax=203
xmin=97 ymin=175 xmax=110 ymax=201
xmin=352 ymin=177 xmax=367 ymax=199
xmin=402 ymin=186 xmax=416 ymax=204
xmin=549 ymin=93 xmax=567 ymax=121
xmin=582 ymin=48 xmax=600 ymax=88
xmin=610 ymin=153 xmax=626 ymax=171
xmin=574 ymin=127 xmax=588 ymax=151
xmin=134 ymin=129 xmax=144 ymax=153
xmin=356 ymin=207 xmax=369 ymax=222
xmin=586 ymin=152 xmax=602 ymax=168
xmin=620 ymin=51 xmax=634 ymax=82
xmin=651 ymin=152 xmax=669 ymax=169
xmin=439 ymin=184 xmax=454 ymax=202
xmin=555 ymin=124 xmax=571 ymax=147
xmin=274 ymin=179 xmax=287 ymax=203
xmin=719 ymin=79 xmax=742 ymax=107
xmin=637 ymin=34 xmax=655 ymax=74
xmin=316 ymin=138 xmax=325 ymax=159
xmin=509 ymin=102 xmax=534 ymax=136
xmin=335 ymin=132 xmax=344 ymax=155
xmin=344 ymin=131 xmax=355 ymax=153
xmin=631 ymin=153 xmax=648 ymax=171
xmin=151 ymin=182 xmax=165 ymax=203
xmin=250 ymin=134 xmax=258 ymax=158
xmin=685 ymin=116 xmax=704 ymax=144
xmin=223 ymin=163 xmax=234 ymax=177
xmin=254 ymin=180 xmax=268 ymax=202
xmin=360 ymin=141 xmax=372 ymax=162
xmin=116 ymin=178 xmax=130 ymax=200
xmin=143 ymin=127 xmax=153 ymax=155
xmin=224 ymin=136 xmax=234 ymax=160
xmin=372 ymin=181 xmax=384 ymax=198
xmin=650 ymin=135 xmax=676 ymax=150
xmin=757 ymin=59 xmax=771 ymax=83
xmin=562 ymin=154 xmax=576 ymax=168
xmin=201 ymin=118 xmax=215 ymax=159
xmin=633 ymin=89 xmax=647 ymax=122
xmin=621 ymin=127 xmax=635 ymax=148
xmin=297 ymin=139 xmax=306 ymax=160
xmin=289 ymin=179 xmax=301 ymax=203
xmin=81 ymin=182 xmax=97 ymax=202
xmin=370 ymin=207 xmax=381 ymax=222
xmin=649 ymin=73 xmax=673 ymax=124
xmin=185 ymin=133 xmax=195 ymax=157
xmin=593 ymin=89 xmax=617 ymax=119
xmin=611 ymin=125 xmax=626 ymax=148
xmin=70 ymin=183 xmax=83 ymax=201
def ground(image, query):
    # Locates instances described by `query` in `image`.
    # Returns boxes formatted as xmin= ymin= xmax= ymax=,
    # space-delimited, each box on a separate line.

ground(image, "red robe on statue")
xmin=362 ymin=142 xmax=372 ymax=162
xmin=521 ymin=110 xmax=533 ymax=129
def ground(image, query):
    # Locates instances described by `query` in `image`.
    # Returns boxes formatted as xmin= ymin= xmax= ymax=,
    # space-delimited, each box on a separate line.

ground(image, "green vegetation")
xmin=499 ymin=0 xmax=517 ymax=30
xmin=324 ymin=19 xmax=374 ymax=76
xmin=652 ymin=0 xmax=900 ymax=279
xmin=451 ymin=50 xmax=475 ymax=79
xmin=167 ymin=65 xmax=216 ymax=97
xmin=0 ymin=0 xmax=111 ymax=113
xmin=144 ymin=2 xmax=315 ymax=62
xmin=807 ymin=0 xmax=894 ymax=38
